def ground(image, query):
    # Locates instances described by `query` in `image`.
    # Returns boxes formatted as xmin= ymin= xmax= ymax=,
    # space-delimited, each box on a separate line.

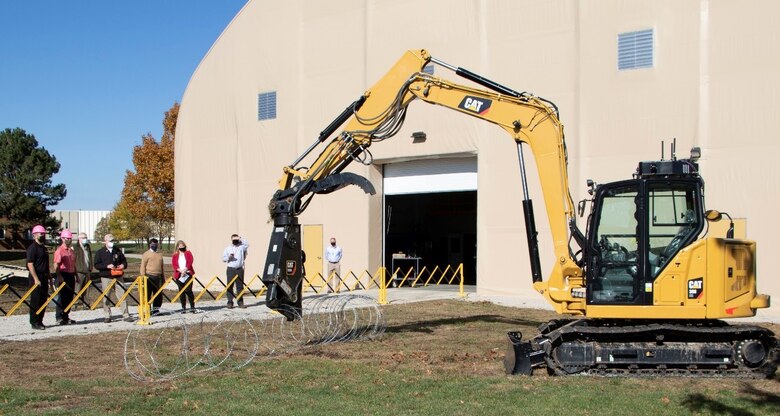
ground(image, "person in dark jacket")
xmin=93 ymin=234 xmax=131 ymax=323
xmin=26 ymin=224 xmax=50 ymax=330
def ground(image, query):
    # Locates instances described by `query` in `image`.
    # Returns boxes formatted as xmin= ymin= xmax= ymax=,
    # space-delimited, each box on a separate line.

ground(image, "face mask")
xmin=80 ymin=238 xmax=89 ymax=246
xmin=232 ymin=239 xmax=240 ymax=246
xmin=179 ymin=247 xmax=186 ymax=252
xmin=64 ymin=239 xmax=72 ymax=246
xmin=150 ymin=243 xmax=158 ymax=251
xmin=331 ymin=242 xmax=336 ymax=246
xmin=107 ymin=242 xmax=114 ymax=250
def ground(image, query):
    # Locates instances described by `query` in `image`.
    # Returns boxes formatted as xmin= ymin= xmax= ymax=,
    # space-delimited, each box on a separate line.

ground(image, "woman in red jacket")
xmin=172 ymin=240 xmax=196 ymax=313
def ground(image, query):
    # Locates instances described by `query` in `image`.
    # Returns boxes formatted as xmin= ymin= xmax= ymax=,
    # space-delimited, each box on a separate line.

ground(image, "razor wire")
xmin=124 ymin=294 xmax=385 ymax=381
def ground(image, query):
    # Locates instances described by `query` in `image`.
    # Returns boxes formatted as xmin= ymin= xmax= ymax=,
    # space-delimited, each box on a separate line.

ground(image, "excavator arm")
xmin=262 ymin=49 xmax=585 ymax=319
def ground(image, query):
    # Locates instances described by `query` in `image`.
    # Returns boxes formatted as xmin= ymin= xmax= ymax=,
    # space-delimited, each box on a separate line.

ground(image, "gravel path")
xmin=1 ymin=285 xmax=776 ymax=342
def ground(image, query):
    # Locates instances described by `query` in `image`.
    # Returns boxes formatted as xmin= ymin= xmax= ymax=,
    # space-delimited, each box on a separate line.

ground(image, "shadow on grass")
xmin=681 ymin=382 xmax=780 ymax=416
xmin=385 ymin=314 xmax=545 ymax=335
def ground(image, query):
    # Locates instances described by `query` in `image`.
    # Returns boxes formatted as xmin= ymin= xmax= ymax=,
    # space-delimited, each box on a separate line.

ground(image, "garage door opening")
xmin=384 ymin=191 xmax=477 ymax=285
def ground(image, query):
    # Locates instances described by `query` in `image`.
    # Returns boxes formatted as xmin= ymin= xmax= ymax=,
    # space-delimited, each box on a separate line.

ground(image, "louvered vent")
xmin=618 ymin=29 xmax=654 ymax=70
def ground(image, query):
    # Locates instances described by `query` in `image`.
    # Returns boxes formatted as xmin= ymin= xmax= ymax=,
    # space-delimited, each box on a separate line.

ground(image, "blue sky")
xmin=0 ymin=0 xmax=247 ymax=210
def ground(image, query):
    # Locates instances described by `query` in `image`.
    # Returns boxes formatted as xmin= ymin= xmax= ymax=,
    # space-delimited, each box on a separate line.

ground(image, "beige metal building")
xmin=175 ymin=0 xmax=780 ymax=317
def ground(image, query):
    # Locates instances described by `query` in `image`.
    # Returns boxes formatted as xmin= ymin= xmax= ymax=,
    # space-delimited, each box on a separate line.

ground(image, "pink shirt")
xmin=54 ymin=245 xmax=76 ymax=273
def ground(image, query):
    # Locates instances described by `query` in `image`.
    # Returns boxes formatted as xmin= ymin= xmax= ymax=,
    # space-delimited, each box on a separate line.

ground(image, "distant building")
xmin=52 ymin=210 xmax=111 ymax=240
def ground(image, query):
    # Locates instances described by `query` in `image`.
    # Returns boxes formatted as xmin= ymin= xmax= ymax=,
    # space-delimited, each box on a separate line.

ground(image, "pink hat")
xmin=60 ymin=229 xmax=73 ymax=239
xmin=32 ymin=225 xmax=46 ymax=234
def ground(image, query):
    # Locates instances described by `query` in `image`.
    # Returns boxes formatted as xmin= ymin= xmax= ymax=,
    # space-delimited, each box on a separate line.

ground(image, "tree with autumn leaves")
xmin=110 ymin=103 xmax=177 ymax=243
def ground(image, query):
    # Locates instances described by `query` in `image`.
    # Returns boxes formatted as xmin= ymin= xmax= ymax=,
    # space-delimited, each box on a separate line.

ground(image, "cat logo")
xmin=458 ymin=96 xmax=492 ymax=115
xmin=687 ymin=277 xmax=704 ymax=299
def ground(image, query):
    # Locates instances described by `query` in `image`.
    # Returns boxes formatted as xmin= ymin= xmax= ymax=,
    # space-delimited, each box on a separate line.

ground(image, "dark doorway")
xmin=385 ymin=191 xmax=477 ymax=285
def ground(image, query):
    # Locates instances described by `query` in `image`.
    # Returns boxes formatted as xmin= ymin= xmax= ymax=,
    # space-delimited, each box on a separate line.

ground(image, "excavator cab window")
xmin=588 ymin=184 xmax=641 ymax=304
xmin=647 ymin=183 xmax=702 ymax=277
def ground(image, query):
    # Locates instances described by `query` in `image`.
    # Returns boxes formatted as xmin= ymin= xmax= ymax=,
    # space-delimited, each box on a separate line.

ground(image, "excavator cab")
xmin=586 ymin=160 xmax=704 ymax=305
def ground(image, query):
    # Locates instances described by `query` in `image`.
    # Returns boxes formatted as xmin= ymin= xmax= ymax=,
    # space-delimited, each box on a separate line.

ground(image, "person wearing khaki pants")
xmin=93 ymin=234 xmax=130 ymax=322
xmin=325 ymin=237 xmax=342 ymax=293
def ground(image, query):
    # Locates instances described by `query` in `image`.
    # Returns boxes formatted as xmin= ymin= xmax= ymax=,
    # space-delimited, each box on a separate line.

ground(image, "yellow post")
xmin=0 ymin=283 xmax=9 ymax=298
xmin=458 ymin=263 xmax=465 ymax=297
xmin=136 ymin=276 xmax=151 ymax=325
xmin=7 ymin=283 xmax=39 ymax=316
xmin=378 ymin=266 xmax=387 ymax=305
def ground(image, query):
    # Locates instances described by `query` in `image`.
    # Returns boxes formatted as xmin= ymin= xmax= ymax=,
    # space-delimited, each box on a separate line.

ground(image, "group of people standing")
xmin=25 ymin=226 xmax=253 ymax=330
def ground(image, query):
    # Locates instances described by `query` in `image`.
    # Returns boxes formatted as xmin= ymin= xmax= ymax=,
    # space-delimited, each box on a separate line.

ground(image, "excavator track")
xmin=506 ymin=319 xmax=778 ymax=378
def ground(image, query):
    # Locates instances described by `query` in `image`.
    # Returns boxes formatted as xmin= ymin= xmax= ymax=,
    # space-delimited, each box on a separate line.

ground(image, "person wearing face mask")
xmin=73 ymin=232 xmax=93 ymax=305
xmin=94 ymin=234 xmax=130 ymax=323
xmin=26 ymin=225 xmax=50 ymax=330
xmin=53 ymin=229 xmax=78 ymax=325
xmin=171 ymin=240 xmax=196 ymax=313
xmin=222 ymin=233 xmax=249 ymax=309
xmin=325 ymin=237 xmax=343 ymax=293
xmin=140 ymin=238 xmax=164 ymax=315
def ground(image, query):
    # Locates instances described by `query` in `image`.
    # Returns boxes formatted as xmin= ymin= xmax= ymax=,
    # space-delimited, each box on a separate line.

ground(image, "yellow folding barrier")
xmin=193 ymin=275 xmax=219 ymax=302
xmin=1 ymin=263 xmax=466 ymax=319
xmin=36 ymin=282 xmax=65 ymax=315
xmin=151 ymin=277 xmax=174 ymax=304
xmin=7 ymin=283 xmax=39 ymax=316
xmin=235 ymin=273 xmax=260 ymax=301
xmin=64 ymin=280 xmax=92 ymax=313
xmin=170 ymin=275 xmax=194 ymax=303
xmin=115 ymin=277 xmax=140 ymax=306
xmin=90 ymin=278 xmax=117 ymax=310
xmin=214 ymin=274 xmax=239 ymax=301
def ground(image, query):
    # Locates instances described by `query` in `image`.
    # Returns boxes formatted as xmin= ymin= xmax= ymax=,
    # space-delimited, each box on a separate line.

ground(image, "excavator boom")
xmin=262 ymin=49 xmax=585 ymax=318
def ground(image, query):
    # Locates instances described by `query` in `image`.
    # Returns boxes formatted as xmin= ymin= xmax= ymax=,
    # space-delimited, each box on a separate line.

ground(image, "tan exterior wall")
xmin=176 ymin=0 xmax=780 ymax=317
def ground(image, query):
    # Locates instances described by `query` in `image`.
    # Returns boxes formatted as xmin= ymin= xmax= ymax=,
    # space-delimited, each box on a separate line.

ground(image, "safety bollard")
xmin=457 ymin=264 xmax=466 ymax=297
xmin=136 ymin=276 xmax=151 ymax=325
xmin=378 ymin=267 xmax=387 ymax=305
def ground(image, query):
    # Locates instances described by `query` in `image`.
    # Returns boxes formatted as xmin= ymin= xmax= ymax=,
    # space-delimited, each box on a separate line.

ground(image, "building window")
xmin=618 ymin=29 xmax=654 ymax=70
xmin=422 ymin=64 xmax=434 ymax=75
xmin=258 ymin=91 xmax=277 ymax=120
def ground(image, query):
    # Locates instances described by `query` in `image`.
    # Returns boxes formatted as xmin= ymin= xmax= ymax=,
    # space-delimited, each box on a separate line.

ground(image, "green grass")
xmin=1 ymin=359 xmax=777 ymax=415
xmin=0 ymin=300 xmax=778 ymax=415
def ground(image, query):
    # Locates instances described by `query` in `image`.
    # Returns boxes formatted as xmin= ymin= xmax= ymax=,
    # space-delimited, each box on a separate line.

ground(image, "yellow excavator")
xmin=261 ymin=49 xmax=777 ymax=377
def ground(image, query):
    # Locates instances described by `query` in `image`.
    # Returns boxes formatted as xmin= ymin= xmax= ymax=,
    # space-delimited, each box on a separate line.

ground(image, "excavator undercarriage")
xmin=506 ymin=319 xmax=778 ymax=377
